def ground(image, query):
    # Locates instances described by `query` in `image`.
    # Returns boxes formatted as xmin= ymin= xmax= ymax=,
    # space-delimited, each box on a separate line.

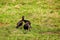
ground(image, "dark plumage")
xmin=24 ymin=20 xmax=31 ymax=25
xmin=16 ymin=20 xmax=23 ymax=28
xmin=24 ymin=22 xmax=31 ymax=30
xmin=16 ymin=16 xmax=31 ymax=30
xmin=23 ymin=16 xmax=31 ymax=30
xmin=22 ymin=16 xmax=31 ymax=25
xmin=16 ymin=16 xmax=24 ymax=28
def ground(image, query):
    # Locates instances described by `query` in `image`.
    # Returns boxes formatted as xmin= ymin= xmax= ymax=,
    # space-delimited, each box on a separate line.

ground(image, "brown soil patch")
xmin=0 ymin=23 xmax=4 ymax=26
xmin=0 ymin=22 xmax=9 ymax=27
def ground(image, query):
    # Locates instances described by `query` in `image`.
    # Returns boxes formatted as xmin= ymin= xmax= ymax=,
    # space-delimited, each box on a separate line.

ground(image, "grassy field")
xmin=0 ymin=0 xmax=60 ymax=40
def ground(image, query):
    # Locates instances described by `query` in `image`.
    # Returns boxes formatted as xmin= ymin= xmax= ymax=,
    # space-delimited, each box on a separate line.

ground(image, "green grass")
xmin=0 ymin=0 xmax=60 ymax=40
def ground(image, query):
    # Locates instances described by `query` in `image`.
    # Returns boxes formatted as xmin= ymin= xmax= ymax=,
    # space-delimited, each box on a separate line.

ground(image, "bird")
xmin=16 ymin=16 xmax=31 ymax=30
xmin=23 ymin=16 xmax=31 ymax=30
xmin=24 ymin=22 xmax=31 ymax=30
xmin=23 ymin=20 xmax=31 ymax=25
xmin=22 ymin=16 xmax=31 ymax=25
xmin=16 ymin=16 xmax=24 ymax=28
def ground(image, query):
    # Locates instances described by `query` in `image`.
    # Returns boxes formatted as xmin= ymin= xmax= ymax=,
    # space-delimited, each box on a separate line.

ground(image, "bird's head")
xmin=22 ymin=16 xmax=24 ymax=21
